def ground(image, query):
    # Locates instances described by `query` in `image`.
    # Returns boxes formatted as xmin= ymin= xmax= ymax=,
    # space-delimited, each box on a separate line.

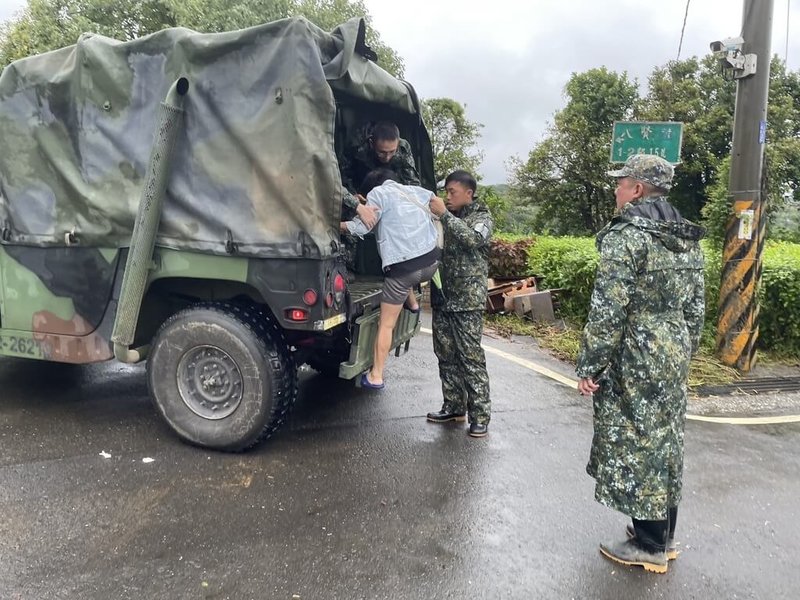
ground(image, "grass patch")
xmin=485 ymin=313 xmax=742 ymax=388
xmin=687 ymin=351 xmax=740 ymax=388
xmin=485 ymin=314 xmax=580 ymax=362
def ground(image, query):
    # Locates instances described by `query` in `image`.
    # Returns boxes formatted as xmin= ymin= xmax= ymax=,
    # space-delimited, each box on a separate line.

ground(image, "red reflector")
xmin=333 ymin=273 xmax=346 ymax=293
xmin=325 ymin=292 xmax=334 ymax=307
xmin=287 ymin=308 xmax=308 ymax=322
xmin=302 ymin=289 xmax=318 ymax=306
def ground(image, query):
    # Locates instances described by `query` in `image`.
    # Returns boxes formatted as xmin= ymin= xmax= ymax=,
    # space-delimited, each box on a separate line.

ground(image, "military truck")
xmin=0 ymin=17 xmax=434 ymax=451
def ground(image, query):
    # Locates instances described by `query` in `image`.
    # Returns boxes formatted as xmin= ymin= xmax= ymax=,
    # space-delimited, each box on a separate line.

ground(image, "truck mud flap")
xmin=339 ymin=308 xmax=421 ymax=381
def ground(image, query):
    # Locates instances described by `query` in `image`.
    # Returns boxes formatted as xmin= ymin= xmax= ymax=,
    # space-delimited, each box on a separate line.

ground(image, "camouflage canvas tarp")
xmin=0 ymin=17 xmax=417 ymax=258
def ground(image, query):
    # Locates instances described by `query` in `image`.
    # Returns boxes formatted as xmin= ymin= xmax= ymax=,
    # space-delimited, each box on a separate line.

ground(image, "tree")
xmin=637 ymin=56 xmax=735 ymax=221
xmin=511 ymin=57 xmax=800 ymax=237
xmin=699 ymin=155 xmax=732 ymax=247
xmin=0 ymin=0 xmax=404 ymax=77
xmin=511 ymin=68 xmax=638 ymax=235
xmin=643 ymin=55 xmax=800 ymax=230
xmin=422 ymin=97 xmax=483 ymax=188
xmin=0 ymin=0 xmax=178 ymax=64
xmin=480 ymin=186 xmax=508 ymax=232
xmin=161 ymin=0 xmax=290 ymax=35
xmin=290 ymin=0 xmax=402 ymax=77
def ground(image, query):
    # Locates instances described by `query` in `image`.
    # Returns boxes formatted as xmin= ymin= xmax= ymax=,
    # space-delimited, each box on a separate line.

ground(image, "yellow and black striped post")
xmin=717 ymin=194 xmax=767 ymax=371
xmin=715 ymin=0 xmax=773 ymax=372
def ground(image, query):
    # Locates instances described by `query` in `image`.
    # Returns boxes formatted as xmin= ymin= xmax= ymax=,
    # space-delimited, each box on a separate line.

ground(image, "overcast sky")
xmin=367 ymin=0 xmax=800 ymax=183
xmin=1 ymin=0 xmax=798 ymax=183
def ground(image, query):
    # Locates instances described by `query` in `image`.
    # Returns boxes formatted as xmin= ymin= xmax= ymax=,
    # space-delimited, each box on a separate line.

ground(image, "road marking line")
xmin=419 ymin=327 xmax=800 ymax=426
xmin=684 ymin=414 xmax=800 ymax=425
xmin=421 ymin=327 xmax=576 ymax=388
xmin=484 ymin=343 xmax=580 ymax=389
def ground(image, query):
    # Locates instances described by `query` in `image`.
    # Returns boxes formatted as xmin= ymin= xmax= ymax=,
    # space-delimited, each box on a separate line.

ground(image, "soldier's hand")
xmin=356 ymin=194 xmax=367 ymax=204
xmin=578 ymin=377 xmax=599 ymax=396
xmin=429 ymin=195 xmax=446 ymax=217
xmin=356 ymin=203 xmax=378 ymax=228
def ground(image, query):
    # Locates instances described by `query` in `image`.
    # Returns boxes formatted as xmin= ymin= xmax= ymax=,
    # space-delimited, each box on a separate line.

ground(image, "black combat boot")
xmin=600 ymin=519 xmax=668 ymax=574
xmin=426 ymin=409 xmax=467 ymax=423
xmin=468 ymin=423 xmax=488 ymax=438
xmin=668 ymin=506 xmax=678 ymax=541
xmin=626 ymin=506 xmax=679 ymax=560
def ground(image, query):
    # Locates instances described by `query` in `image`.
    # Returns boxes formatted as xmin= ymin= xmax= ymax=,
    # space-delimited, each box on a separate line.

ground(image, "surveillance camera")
xmin=710 ymin=36 xmax=744 ymax=54
xmin=709 ymin=35 xmax=756 ymax=78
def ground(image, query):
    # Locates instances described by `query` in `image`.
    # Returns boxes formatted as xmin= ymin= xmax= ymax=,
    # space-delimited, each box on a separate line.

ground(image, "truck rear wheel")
xmin=147 ymin=302 xmax=296 ymax=451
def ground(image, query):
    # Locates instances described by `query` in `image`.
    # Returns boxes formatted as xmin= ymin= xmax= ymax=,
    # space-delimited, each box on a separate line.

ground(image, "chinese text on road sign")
xmin=610 ymin=121 xmax=683 ymax=165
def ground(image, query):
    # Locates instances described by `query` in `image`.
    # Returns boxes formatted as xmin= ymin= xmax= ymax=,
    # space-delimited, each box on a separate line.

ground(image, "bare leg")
xmin=368 ymin=301 xmax=404 ymax=385
xmin=404 ymin=289 xmax=419 ymax=311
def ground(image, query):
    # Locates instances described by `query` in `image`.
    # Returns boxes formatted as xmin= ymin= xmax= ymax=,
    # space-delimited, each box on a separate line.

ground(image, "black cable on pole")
xmin=786 ymin=0 xmax=791 ymax=63
xmin=677 ymin=0 xmax=692 ymax=61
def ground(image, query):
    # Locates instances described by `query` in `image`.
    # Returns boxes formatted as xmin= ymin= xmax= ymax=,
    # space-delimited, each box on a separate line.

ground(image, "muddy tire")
xmin=147 ymin=302 xmax=297 ymax=451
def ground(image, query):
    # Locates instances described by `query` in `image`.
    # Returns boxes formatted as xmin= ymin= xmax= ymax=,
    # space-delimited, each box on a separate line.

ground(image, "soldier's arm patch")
xmin=473 ymin=222 xmax=490 ymax=241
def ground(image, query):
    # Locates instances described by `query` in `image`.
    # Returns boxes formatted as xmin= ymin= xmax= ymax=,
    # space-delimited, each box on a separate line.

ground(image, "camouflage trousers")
xmin=432 ymin=309 xmax=490 ymax=425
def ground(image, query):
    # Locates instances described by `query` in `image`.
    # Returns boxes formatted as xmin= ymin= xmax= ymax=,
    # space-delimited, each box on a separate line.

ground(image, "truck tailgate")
xmin=339 ymin=276 xmax=421 ymax=380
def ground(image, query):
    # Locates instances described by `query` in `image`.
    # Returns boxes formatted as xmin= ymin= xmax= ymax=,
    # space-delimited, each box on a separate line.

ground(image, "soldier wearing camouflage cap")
xmin=606 ymin=153 xmax=675 ymax=192
xmin=577 ymin=153 xmax=706 ymax=573
xmin=426 ymin=170 xmax=493 ymax=438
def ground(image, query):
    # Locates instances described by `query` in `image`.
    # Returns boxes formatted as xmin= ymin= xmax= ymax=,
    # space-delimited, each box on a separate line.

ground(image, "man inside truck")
xmin=340 ymin=120 xmax=421 ymax=197
xmin=340 ymin=169 xmax=440 ymax=390
xmin=338 ymin=120 xmax=420 ymax=280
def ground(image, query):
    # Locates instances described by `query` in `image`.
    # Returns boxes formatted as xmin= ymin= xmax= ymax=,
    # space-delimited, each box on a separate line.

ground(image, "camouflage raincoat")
xmin=576 ymin=196 xmax=705 ymax=520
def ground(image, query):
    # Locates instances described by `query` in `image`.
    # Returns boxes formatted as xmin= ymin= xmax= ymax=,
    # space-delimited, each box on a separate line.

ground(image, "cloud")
xmin=369 ymin=0 xmax=800 ymax=183
xmin=0 ymin=0 xmax=24 ymax=23
xmin=1 ymin=0 xmax=797 ymax=183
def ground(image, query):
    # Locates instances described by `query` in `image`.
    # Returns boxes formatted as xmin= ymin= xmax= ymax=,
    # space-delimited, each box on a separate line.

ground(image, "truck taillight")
xmin=333 ymin=273 xmax=346 ymax=294
xmin=286 ymin=308 xmax=308 ymax=322
xmin=302 ymin=289 xmax=318 ymax=306
xmin=333 ymin=273 xmax=346 ymax=304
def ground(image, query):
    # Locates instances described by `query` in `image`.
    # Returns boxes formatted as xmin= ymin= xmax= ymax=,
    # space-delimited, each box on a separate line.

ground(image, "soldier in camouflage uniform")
xmin=340 ymin=120 xmax=421 ymax=194
xmin=338 ymin=121 xmax=418 ymax=276
xmin=426 ymin=171 xmax=493 ymax=438
xmin=576 ymin=154 xmax=706 ymax=574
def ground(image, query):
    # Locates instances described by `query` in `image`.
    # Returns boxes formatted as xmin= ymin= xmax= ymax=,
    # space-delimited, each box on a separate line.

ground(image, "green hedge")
xmin=525 ymin=236 xmax=800 ymax=356
xmin=527 ymin=237 xmax=599 ymax=321
xmin=760 ymin=242 xmax=800 ymax=354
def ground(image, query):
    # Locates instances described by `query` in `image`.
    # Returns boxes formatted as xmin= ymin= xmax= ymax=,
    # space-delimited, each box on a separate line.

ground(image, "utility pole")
xmin=715 ymin=0 xmax=774 ymax=372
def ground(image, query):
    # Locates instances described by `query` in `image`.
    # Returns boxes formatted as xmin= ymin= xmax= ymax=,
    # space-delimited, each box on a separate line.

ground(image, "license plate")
xmin=319 ymin=313 xmax=346 ymax=331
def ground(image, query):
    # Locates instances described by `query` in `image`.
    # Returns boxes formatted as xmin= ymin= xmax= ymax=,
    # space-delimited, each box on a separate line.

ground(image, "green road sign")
xmin=610 ymin=121 xmax=683 ymax=164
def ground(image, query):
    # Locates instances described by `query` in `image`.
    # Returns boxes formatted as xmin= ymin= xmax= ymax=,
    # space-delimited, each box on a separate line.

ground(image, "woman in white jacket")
xmin=341 ymin=169 xmax=440 ymax=389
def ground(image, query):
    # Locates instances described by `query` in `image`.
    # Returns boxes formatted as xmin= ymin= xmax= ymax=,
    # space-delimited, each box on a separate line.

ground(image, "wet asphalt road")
xmin=1 ymin=317 xmax=799 ymax=600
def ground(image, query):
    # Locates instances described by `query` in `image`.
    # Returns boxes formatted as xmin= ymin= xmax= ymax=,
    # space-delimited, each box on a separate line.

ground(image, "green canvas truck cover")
xmin=0 ymin=17 xmax=418 ymax=259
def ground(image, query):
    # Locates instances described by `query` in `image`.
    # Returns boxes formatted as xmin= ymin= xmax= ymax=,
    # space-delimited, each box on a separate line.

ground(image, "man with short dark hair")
xmin=577 ymin=154 xmax=706 ymax=574
xmin=426 ymin=170 xmax=493 ymax=438
xmin=339 ymin=121 xmax=421 ymax=278
xmin=340 ymin=120 xmax=421 ymax=200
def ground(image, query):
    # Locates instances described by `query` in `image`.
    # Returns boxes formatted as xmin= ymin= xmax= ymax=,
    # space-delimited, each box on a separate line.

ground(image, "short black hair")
xmin=444 ymin=170 xmax=477 ymax=194
xmin=359 ymin=168 xmax=397 ymax=196
xmin=371 ymin=121 xmax=400 ymax=143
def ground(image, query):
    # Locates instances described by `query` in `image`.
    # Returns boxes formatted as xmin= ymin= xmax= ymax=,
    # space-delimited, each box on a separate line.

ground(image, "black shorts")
xmin=382 ymin=260 xmax=439 ymax=304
